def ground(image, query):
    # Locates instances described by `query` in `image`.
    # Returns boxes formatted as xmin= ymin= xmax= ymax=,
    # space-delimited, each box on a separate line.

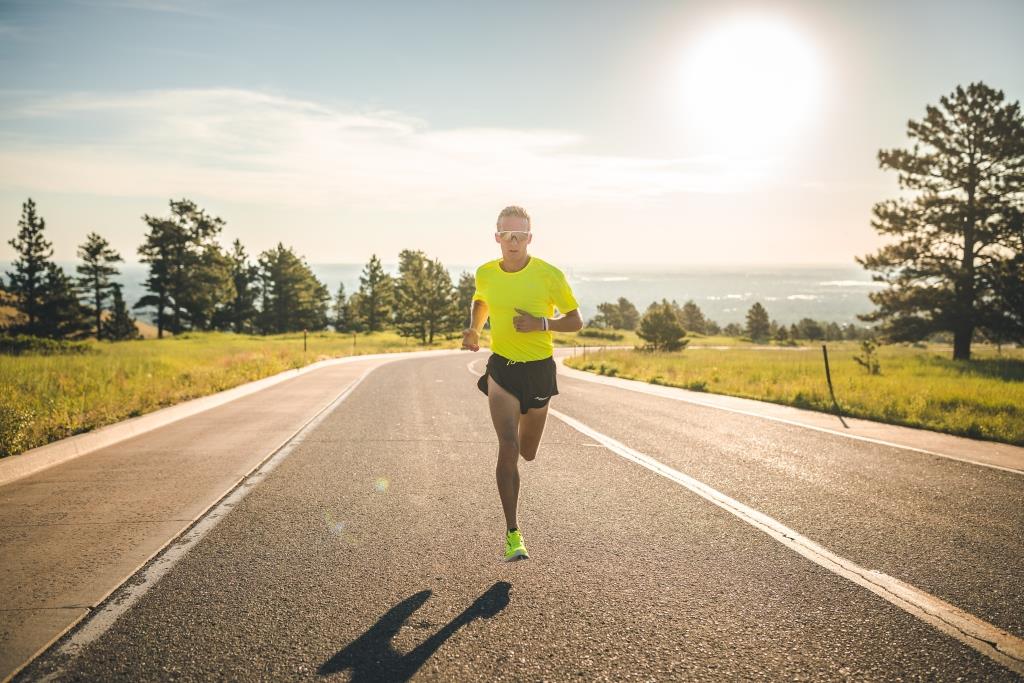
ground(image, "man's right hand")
xmin=462 ymin=328 xmax=480 ymax=351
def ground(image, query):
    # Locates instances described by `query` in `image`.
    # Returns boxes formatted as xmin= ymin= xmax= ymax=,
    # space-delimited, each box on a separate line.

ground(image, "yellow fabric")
xmin=472 ymin=255 xmax=579 ymax=361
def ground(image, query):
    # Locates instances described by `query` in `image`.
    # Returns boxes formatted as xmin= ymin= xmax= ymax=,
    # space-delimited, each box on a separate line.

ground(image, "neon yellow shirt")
xmin=472 ymin=255 xmax=579 ymax=361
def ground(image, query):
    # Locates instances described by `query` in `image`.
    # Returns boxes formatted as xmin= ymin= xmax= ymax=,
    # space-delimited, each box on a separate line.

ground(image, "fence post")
xmin=821 ymin=344 xmax=848 ymax=427
xmin=303 ymin=329 xmax=307 ymax=353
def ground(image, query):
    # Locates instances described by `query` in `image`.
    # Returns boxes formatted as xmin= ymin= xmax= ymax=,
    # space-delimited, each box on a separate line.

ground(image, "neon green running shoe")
xmin=504 ymin=528 xmax=529 ymax=561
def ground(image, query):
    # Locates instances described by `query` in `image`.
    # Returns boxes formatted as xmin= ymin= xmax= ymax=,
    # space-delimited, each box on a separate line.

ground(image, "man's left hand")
xmin=513 ymin=308 xmax=544 ymax=332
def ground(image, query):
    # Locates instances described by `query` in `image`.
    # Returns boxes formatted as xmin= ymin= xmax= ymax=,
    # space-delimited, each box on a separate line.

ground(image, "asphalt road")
xmin=15 ymin=351 xmax=1024 ymax=681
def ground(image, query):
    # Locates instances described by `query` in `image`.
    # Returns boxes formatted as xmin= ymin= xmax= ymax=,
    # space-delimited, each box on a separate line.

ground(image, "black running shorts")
xmin=477 ymin=352 xmax=559 ymax=414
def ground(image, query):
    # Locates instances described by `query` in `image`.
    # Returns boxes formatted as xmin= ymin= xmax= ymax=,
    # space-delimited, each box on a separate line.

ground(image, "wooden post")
xmin=303 ymin=329 xmax=307 ymax=353
xmin=821 ymin=344 xmax=848 ymax=428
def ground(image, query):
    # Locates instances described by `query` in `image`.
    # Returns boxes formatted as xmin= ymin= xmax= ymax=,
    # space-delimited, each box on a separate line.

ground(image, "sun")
xmin=679 ymin=15 xmax=824 ymax=153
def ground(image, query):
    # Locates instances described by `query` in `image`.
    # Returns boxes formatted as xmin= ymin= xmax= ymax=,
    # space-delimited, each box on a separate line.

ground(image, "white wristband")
xmin=542 ymin=318 xmax=548 ymax=331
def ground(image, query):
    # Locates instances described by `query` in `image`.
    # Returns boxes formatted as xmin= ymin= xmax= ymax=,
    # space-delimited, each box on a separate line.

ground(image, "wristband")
xmin=542 ymin=318 xmax=548 ymax=331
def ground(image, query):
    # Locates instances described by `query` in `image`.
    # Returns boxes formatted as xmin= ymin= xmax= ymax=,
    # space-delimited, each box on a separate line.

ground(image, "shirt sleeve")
xmin=550 ymin=267 xmax=579 ymax=314
xmin=471 ymin=266 xmax=486 ymax=302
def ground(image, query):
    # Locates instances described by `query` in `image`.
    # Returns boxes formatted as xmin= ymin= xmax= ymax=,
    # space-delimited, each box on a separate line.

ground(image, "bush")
xmin=578 ymin=327 xmax=625 ymax=341
xmin=0 ymin=404 xmax=35 ymax=457
xmin=0 ymin=334 xmax=95 ymax=356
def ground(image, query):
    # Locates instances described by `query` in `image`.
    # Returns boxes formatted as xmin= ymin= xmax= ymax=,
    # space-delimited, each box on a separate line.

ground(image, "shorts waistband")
xmin=492 ymin=352 xmax=553 ymax=366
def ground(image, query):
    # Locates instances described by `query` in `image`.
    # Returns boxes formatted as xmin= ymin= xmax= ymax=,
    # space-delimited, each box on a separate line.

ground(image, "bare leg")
xmin=518 ymin=404 xmax=549 ymax=461
xmin=487 ymin=376 xmax=521 ymax=530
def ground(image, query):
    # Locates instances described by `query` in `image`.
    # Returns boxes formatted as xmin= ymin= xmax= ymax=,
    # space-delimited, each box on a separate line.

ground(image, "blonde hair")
xmin=496 ymin=205 xmax=531 ymax=228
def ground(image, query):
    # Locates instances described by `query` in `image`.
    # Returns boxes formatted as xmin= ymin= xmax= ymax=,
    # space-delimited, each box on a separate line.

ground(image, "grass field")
xmin=563 ymin=339 xmax=1024 ymax=446
xmin=0 ymin=330 xmax=469 ymax=458
xmin=3 ymin=328 xmax=1022 ymax=457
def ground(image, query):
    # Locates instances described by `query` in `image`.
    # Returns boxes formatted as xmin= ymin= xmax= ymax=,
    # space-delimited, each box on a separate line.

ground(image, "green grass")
xmin=564 ymin=339 xmax=1024 ymax=446
xmin=0 ymin=330 xmax=468 ymax=458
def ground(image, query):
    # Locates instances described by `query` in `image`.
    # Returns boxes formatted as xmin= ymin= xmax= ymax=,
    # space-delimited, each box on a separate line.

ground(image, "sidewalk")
xmin=0 ymin=350 xmax=461 ymax=683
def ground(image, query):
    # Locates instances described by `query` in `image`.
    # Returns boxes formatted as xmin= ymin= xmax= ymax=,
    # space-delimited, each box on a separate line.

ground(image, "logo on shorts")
xmin=533 ymin=395 xmax=549 ymax=401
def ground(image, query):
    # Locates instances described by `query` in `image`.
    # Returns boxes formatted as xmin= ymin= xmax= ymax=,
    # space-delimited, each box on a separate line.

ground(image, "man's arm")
xmin=462 ymin=300 xmax=489 ymax=351
xmin=469 ymin=299 xmax=489 ymax=332
xmin=546 ymin=308 xmax=583 ymax=332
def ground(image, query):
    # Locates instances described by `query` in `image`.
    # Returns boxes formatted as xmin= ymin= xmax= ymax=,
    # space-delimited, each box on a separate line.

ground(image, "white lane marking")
xmin=547 ymin=407 xmax=1024 ymax=676
xmin=555 ymin=360 xmax=1022 ymax=476
xmin=29 ymin=364 xmax=380 ymax=683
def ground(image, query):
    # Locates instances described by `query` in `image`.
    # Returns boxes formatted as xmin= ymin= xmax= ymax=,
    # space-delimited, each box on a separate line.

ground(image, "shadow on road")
xmin=320 ymin=580 xmax=511 ymax=681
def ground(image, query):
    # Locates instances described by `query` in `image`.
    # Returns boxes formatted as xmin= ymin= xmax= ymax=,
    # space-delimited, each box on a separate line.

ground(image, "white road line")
xmin=548 ymin=406 xmax=1024 ymax=677
xmin=28 ymin=364 xmax=380 ymax=683
xmin=555 ymin=359 xmax=1022 ymax=476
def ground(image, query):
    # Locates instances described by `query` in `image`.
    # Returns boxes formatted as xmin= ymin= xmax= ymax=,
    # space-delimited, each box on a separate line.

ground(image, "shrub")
xmin=0 ymin=334 xmax=94 ymax=356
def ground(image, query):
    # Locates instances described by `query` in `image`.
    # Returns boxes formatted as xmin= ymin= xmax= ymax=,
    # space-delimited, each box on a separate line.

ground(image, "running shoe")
xmin=504 ymin=528 xmax=529 ymax=561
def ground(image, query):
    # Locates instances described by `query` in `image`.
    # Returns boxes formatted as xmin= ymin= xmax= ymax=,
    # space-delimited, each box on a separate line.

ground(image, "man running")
xmin=461 ymin=205 xmax=583 ymax=561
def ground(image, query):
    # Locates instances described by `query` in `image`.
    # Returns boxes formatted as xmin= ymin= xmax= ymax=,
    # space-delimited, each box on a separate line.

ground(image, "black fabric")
xmin=476 ymin=352 xmax=559 ymax=414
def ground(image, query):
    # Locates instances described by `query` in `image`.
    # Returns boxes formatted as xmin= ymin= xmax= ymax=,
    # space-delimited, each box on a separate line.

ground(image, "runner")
xmin=461 ymin=205 xmax=583 ymax=561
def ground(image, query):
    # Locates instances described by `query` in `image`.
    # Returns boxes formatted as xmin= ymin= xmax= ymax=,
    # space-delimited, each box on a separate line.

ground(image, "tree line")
xmin=1 ymin=197 xmax=475 ymax=344
xmin=587 ymin=296 xmax=876 ymax=351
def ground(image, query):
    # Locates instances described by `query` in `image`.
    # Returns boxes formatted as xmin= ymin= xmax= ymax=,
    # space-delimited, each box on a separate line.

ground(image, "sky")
xmin=1 ymin=0 xmax=1022 ymax=269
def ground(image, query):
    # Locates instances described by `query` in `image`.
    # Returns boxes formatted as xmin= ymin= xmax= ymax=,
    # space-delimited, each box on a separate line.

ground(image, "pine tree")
xmin=36 ymin=263 xmax=90 ymax=339
xmin=456 ymin=271 xmax=476 ymax=330
xmin=255 ymin=244 xmax=330 ymax=334
xmin=617 ymin=297 xmax=640 ymax=330
xmin=745 ymin=302 xmax=771 ymax=341
xmin=5 ymin=198 xmax=53 ymax=334
xmin=104 ymin=283 xmax=140 ymax=340
xmin=357 ymin=254 xmax=393 ymax=333
xmin=680 ymin=300 xmax=708 ymax=335
xmin=214 ymin=239 xmax=258 ymax=333
xmin=76 ymin=232 xmax=122 ymax=340
xmin=637 ymin=299 xmax=688 ymax=351
xmin=393 ymin=250 xmax=458 ymax=344
xmin=856 ymin=82 xmax=1024 ymax=360
xmin=135 ymin=199 xmax=234 ymax=336
xmin=332 ymin=282 xmax=350 ymax=332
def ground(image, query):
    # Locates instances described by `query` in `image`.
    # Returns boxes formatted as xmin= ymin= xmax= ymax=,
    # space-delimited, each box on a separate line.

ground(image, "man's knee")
xmin=498 ymin=435 xmax=520 ymax=455
xmin=519 ymin=444 xmax=537 ymax=461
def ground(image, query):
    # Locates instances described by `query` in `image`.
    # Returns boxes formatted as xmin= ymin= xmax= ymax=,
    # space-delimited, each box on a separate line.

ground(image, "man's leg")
xmin=487 ymin=376 xmax=521 ymax=530
xmin=518 ymin=404 xmax=549 ymax=462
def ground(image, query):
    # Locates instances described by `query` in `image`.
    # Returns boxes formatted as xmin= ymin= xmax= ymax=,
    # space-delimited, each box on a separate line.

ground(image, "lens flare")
xmin=374 ymin=477 xmax=390 ymax=493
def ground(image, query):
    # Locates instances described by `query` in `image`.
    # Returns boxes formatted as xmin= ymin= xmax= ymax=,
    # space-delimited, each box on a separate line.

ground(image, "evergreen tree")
xmin=617 ymin=297 xmax=639 ymax=330
xmin=394 ymin=250 xmax=459 ymax=344
xmin=135 ymin=198 xmax=234 ymax=336
xmin=214 ymin=239 xmax=258 ymax=333
xmin=255 ymin=243 xmax=330 ymax=333
xmin=456 ymin=271 xmax=476 ymax=330
xmin=5 ymin=198 xmax=53 ymax=334
xmin=789 ymin=322 xmax=800 ymax=341
xmin=592 ymin=301 xmax=624 ymax=329
xmin=797 ymin=317 xmax=824 ymax=340
xmin=723 ymin=322 xmax=743 ymax=337
xmin=332 ymin=282 xmax=350 ymax=332
xmin=345 ymin=291 xmax=366 ymax=333
xmin=76 ymin=232 xmax=122 ymax=340
xmin=774 ymin=323 xmax=789 ymax=342
xmin=637 ymin=299 xmax=688 ymax=351
xmin=356 ymin=253 xmax=393 ymax=333
xmin=856 ymin=82 xmax=1024 ymax=360
xmin=978 ymin=252 xmax=1024 ymax=347
xmin=745 ymin=302 xmax=771 ymax=341
xmin=680 ymin=300 xmax=708 ymax=335
xmin=104 ymin=282 xmax=140 ymax=340
xmin=35 ymin=263 xmax=90 ymax=339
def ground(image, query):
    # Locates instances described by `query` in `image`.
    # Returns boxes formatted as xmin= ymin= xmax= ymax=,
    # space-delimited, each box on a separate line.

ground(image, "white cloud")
xmin=0 ymin=88 xmax=778 ymax=210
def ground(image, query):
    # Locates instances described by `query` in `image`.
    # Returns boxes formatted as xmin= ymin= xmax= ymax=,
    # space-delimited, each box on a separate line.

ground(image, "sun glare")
xmin=679 ymin=15 xmax=823 ymax=154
